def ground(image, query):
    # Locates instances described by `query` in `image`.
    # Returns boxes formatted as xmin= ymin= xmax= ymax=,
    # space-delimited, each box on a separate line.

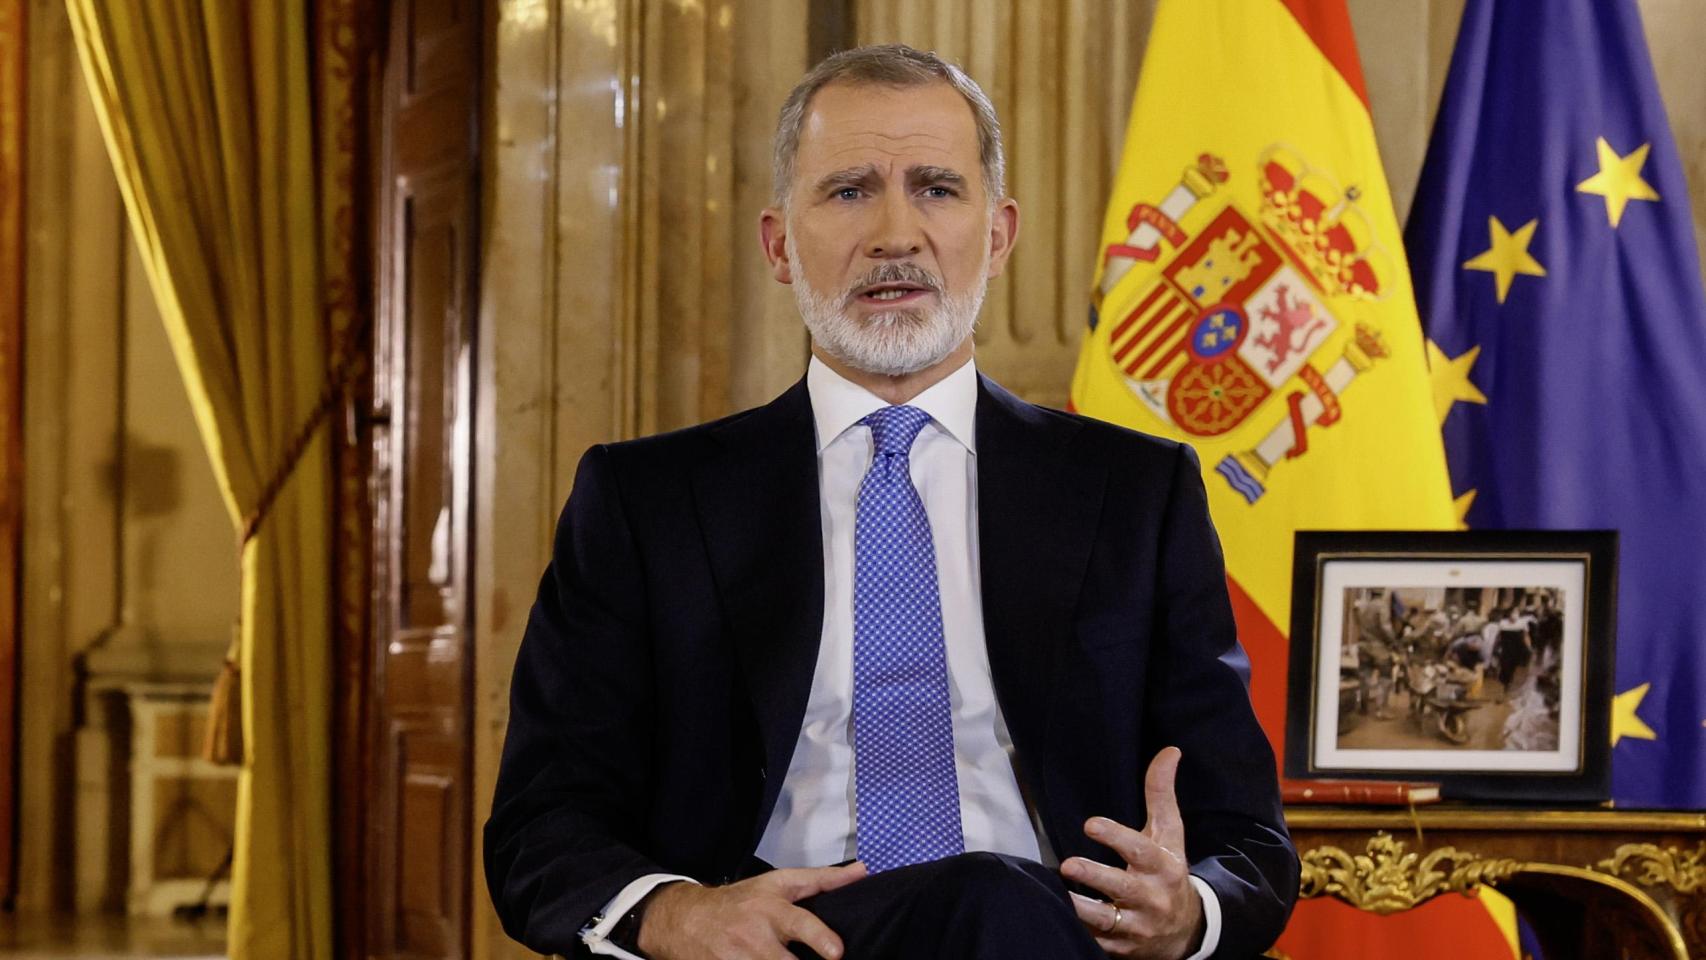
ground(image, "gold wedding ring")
xmin=1104 ymin=905 xmax=1122 ymax=934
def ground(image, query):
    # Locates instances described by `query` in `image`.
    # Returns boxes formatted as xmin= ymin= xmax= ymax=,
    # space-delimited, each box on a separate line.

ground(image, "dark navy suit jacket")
xmin=484 ymin=374 xmax=1298 ymax=958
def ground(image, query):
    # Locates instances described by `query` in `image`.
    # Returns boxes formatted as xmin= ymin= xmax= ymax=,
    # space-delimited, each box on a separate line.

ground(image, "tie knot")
xmin=861 ymin=405 xmax=932 ymax=456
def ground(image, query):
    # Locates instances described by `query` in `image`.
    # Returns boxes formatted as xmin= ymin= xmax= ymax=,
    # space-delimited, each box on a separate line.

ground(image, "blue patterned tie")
xmin=851 ymin=405 xmax=965 ymax=873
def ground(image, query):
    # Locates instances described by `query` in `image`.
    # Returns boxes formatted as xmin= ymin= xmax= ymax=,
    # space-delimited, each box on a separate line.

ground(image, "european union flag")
xmin=1407 ymin=0 xmax=1706 ymax=806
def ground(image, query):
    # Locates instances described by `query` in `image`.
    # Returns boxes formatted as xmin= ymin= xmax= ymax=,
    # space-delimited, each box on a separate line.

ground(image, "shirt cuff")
xmin=581 ymin=873 xmax=700 ymax=959
xmin=1181 ymin=874 xmax=1222 ymax=960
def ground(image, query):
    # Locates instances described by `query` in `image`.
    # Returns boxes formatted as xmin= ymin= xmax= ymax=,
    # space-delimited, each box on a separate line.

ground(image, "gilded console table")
xmin=1283 ymin=807 xmax=1706 ymax=959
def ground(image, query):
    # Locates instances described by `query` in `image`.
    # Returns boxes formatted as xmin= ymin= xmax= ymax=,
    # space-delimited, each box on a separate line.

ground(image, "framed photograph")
xmin=1284 ymin=530 xmax=1617 ymax=802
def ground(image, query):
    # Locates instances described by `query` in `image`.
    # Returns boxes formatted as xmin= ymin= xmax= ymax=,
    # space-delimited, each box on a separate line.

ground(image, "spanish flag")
xmin=1070 ymin=1 xmax=1518 ymax=956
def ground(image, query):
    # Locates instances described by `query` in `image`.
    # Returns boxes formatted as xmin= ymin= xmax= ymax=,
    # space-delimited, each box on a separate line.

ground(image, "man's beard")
xmin=787 ymin=234 xmax=988 ymax=377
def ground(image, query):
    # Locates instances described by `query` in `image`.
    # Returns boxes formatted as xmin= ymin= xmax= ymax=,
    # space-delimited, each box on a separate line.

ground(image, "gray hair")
xmin=771 ymin=44 xmax=1005 ymax=208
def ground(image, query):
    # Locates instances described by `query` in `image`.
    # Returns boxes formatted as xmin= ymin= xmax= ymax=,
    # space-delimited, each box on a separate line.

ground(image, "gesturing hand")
xmin=1061 ymin=747 xmax=1205 ymax=959
xmin=637 ymin=862 xmax=867 ymax=960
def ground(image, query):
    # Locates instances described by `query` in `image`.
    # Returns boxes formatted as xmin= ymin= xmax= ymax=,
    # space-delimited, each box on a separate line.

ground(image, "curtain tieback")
xmin=241 ymin=353 xmax=364 ymax=545
xmin=204 ymin=350 xmax=368 ymax=766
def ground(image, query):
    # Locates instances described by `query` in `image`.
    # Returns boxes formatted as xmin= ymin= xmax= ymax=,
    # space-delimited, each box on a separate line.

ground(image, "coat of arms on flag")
xmin=1096 ymin=147 xmax=1397 ymax=502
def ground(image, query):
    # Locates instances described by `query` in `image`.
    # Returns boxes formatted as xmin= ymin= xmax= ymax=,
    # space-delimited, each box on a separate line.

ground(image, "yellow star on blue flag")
xmin=1462 ymin=216 xmax=1546 ymax=304
xmin=1427 ymin=340 xmax=1488 ymax=423
xmin=1576 ymin=137 xmax=1659 ymax=227
xmin=1611 ymin=683 xmax=1658 ymax=746
xmin=1452 ymin=489 xmax=1477 ymax=530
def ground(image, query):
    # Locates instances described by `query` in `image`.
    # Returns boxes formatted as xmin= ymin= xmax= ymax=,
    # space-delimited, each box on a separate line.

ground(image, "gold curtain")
xmin=65 ymin=2 xmax=332 ymax=957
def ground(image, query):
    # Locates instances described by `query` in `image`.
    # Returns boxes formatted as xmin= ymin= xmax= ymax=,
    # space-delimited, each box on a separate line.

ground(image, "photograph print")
xmin=1286 ymin=531 xmax=1616 ymax=801
xmin=1337 ymin=584 xmax=1566 ymax=755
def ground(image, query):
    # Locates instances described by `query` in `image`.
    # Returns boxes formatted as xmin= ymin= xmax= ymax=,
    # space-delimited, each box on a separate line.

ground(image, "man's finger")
xmin=768 ymin=861 xmax=868 ymax=901
xmin=1069 ymin=855 xmax=1180 ymax=916
xmin=1069 ymin=891 xmax=1119 ymax=936
xmin=1061 ymin=855 xmax=1140 ymax=902
xmin=1142 ymin=745 xmax=1187 ymax=853
xmin=1083 ymin=817 xmax=1179 ymax=877
xmin=775 ymin=903 xmax=847 ymax=960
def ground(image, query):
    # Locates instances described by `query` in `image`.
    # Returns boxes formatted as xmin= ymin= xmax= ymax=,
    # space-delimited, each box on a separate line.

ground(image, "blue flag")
xmin=1407 ymin=0 xmax=1706 ymax=807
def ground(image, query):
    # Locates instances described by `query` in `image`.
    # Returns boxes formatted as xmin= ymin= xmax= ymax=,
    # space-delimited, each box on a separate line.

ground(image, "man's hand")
xmin=1061 ymin=747 xmax=1205 ymax=959
xmin=636 ymin=862 xmax=867 ymax=960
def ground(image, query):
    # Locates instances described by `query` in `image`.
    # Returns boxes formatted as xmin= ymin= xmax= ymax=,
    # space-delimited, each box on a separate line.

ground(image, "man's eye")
xmin=834 ymin=187 xmax=862 ymax=201
xmin=923 ymin=185 xmax=955 ymax=199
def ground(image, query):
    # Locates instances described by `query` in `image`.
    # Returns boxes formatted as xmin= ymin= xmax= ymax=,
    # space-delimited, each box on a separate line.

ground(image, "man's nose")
xmin=864 ymin=191 xmax=924 ymax=258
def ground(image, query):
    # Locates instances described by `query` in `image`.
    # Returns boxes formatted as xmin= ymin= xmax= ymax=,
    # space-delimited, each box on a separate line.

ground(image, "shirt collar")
xmin=806 ymin=354 xmax=978 ymax=454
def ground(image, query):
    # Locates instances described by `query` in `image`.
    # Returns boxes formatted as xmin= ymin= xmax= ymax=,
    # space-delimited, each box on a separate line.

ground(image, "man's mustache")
xmin=841 ymin=262 xmax=943 ymax=304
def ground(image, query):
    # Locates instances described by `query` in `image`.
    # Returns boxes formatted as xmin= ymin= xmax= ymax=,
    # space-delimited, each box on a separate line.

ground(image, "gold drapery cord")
xmin=239 ymin=370 xmax=347 ymax=547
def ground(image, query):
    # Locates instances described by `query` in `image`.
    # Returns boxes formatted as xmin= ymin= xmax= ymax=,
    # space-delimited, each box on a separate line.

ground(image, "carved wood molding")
xmin=1300 ymin=834 xmax=1706 ymax=908
xmin=1297 ymin=830 xmax=1701 ymax=958
xmin=1299 ymin=832 xmax=1523 ymax=914
xmin=1596 ymin=842 xmax=1706 ymax=895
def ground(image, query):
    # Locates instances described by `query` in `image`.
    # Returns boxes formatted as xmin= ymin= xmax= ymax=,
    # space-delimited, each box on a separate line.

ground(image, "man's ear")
xmin=985 ymin=197 xmax=1021 ymax=280
xmin=759 ymin=207 xmax=793 ymax=284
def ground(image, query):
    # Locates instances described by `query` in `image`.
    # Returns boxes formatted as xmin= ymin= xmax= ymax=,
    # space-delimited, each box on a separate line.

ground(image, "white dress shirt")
xmin=581 ymin=356 xmax=1221 ymax=959
xmin=755 ymin=354 xmax=1043 ymax=868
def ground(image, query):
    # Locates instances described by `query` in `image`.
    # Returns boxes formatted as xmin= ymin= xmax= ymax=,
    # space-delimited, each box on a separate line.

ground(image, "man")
xmin=1456 ymin=605 xmax=1488 ymax=642
xmin=1421 ymin=606 xmax=1454 ymax=661
xmin=1530 ymin=593 xmax=1563 ymax=669
xmin=1492 ymin=608 xmax=1533 ymax=697
xmin=1351 ymin=591 xmax=1396 ymax=720
xmin=485 ymin=44 xmax=1296 ymax=960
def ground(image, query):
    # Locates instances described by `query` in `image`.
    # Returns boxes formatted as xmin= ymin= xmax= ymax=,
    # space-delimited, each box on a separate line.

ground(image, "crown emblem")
xmin=1256 ymin=146 xmax=1390 ymax=301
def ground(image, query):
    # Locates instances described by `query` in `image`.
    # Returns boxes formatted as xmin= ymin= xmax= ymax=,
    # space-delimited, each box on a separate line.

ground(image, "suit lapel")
xmin=690 ymin=379 xmax=824 ymax=837
xmin=975 ymin=375 xmax=1106 ymax=851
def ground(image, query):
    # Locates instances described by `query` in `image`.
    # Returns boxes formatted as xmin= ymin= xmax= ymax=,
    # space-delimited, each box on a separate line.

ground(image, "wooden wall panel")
xmin=18 ymin=0 xmax=129 ymax=912
xmin=476 ymin=7 xmax=594 ymax=957
xmin=475 ymin=2 xmax=811 ymax=956
xmin=727 ymin=2 xmax=814 ymax=413
xmin=0 ymin=0 xmax=22 ymax=908
xmin=630 ymin=0 xmax=808 ymax=434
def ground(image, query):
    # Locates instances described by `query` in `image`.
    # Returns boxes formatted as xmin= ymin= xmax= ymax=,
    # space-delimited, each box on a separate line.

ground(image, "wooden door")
xmin=367 ymin=0 xmax=481 ymax=954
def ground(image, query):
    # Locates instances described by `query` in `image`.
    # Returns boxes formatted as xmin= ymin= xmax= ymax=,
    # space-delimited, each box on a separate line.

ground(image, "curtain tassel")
xmin=203 ymin=644 xmax=244 ymax=765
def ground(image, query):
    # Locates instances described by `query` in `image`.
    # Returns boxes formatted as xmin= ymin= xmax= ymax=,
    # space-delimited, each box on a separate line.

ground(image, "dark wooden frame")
xmin=0 ymin=0 xmax=24 ymax=909
xmin=1284 ymin=529 xmax=1618 ymax=803
xmin=319 ymin=0 xmax=380 ymax=954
